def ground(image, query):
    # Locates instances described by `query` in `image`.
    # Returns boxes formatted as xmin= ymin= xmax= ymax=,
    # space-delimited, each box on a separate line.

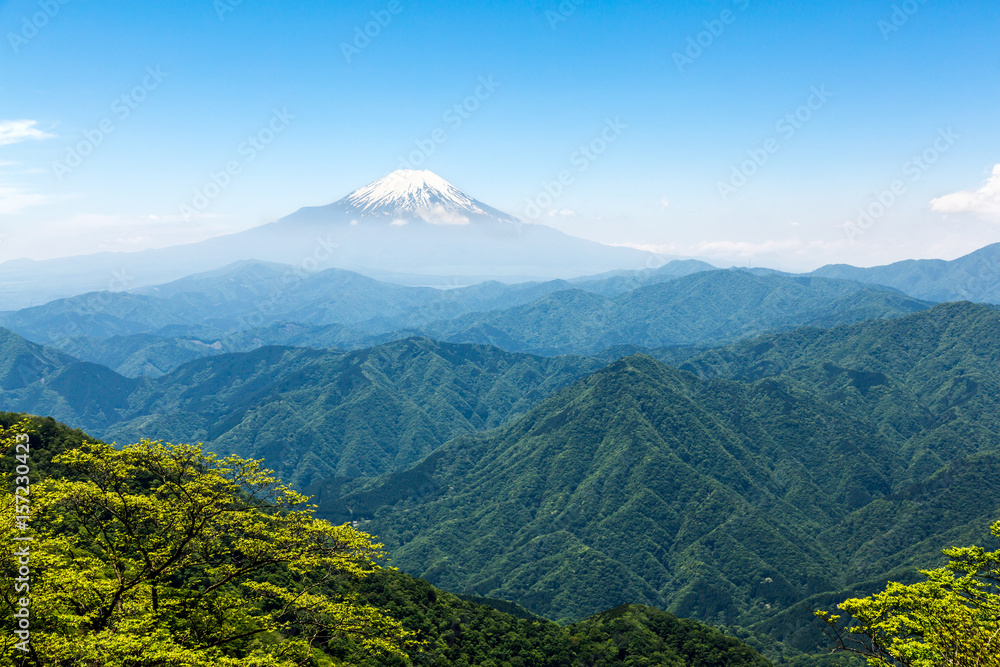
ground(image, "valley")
xmin=3 ymin=171 xmax=999 ymax=666
xmin=8 ymin=4 xmax=999 ymax=663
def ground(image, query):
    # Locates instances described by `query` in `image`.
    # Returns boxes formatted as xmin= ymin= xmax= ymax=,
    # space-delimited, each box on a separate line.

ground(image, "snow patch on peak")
xmin=337 ymin=170 xmax=506 ymax=224
xmin=375 ymin=169 xmax=457 ymax=194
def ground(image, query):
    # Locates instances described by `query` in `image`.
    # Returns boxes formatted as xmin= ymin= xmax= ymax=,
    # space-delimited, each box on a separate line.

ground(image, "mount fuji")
xmin=275 ymin=169 xmax=521 ymax=229
xmin=0 ymin=170 xmax=657 ymax=308
xmin=327 ymin=169 xmax=517 ymax=223
xmin=260 ymin=169 xmax=657 ymax=277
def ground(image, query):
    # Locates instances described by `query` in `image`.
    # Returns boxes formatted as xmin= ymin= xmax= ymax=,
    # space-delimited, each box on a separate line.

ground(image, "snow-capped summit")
xmin=265 ymin=168 xmax=652 ymax=279
xmin=0 ymin=167 xmax=660 ymax=306
xmin=333 ymin=169 xmax=517 ymax=224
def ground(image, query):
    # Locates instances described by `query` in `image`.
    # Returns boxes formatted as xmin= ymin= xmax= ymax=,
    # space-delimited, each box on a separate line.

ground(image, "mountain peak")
xmin=335 ymin=170 xmax=517 ymax=224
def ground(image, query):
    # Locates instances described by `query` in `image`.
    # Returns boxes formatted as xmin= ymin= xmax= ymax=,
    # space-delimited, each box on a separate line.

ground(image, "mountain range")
xmin=0 ymin=256 xmax=713 ymax=345
xmin=5 ymin=290 xmax=1000 ymax=658
xmin=1 ymin=264 xmax=928 ymax=377
xmin=0 ymin=170 xmax=656 ymax=309
xmin=313 ymin=302 xmax=1000 ymax=652
xmin=3 ymin=167 xmax=1000 ymax=664
xmin=4 ymin=169 xmax=1000 ymax=314
xmin=0 ymin=411 xmax=779 ymax=667
xmin=810 ymin=241 xmax=1000 ymax=304
xmin=419 ymin=271 xmax=931 ymax=355
xmin=0 ymin=332 xmax=604 ymax=487
xmin=0 ymin=266 xmax=942 ymax=489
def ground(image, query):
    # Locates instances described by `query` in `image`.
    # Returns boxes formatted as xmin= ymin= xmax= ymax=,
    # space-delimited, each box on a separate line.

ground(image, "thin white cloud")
xmin=930 ymin=164 xmax=1000 ymax=220
xmin=0 ymin=184 xmax=49 ymax=214
xmin=0 ymin=120 xmax=54 ymax=146
xmin=0 ymin=212 xmax=249 ymax=261
xmin=114 ymin=235 xmax=153 ymax=245
xmin=692 ymin=240 xmax=812 ymax=257
xmin=418 ymin=205 xmax=470 ymax=225
xmin=546 ymin=208 xmax=576 ymax=218
xmin=611 ymin=241 xmax=677 ymax=255
xmin=615 ymin=239 xmax=847 ymax=259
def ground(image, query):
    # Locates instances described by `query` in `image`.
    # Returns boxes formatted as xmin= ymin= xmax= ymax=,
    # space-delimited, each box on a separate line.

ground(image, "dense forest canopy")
xmin=0 ymin=414 xmax=776 ymax=666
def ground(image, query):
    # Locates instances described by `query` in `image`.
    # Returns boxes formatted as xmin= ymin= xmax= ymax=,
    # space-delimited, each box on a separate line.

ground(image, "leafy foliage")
xmin=346 ymin=569 xmax=773 ymax=666
xmin=0 ymin=413 xmax=776 ymax=665
xmin=0 ymin=420 xmax=413 ymax=666
xmin=817 ymin=521 xmax=1000 ymax=667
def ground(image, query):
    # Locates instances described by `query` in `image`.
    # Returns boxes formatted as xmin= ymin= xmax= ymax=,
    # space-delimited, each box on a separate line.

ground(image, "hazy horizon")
xmin=1 ymin=0 xmax=998 ymax=273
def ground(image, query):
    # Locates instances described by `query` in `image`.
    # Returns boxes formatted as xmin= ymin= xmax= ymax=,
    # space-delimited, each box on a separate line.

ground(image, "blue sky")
xmin=1 ymin=0 xmax=998 ymax=271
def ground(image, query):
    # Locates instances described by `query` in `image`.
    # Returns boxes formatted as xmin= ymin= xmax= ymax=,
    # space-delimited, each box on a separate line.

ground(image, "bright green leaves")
xmin=817 ymin=520 xmax=1000 ymax=667
xmin=1 ymin=428 xmax=414 ymax=666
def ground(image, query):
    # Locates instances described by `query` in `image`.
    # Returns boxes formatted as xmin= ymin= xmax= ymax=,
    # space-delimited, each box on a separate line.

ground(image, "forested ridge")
xmin=0 ymin=413 xmax=776 ymax=666
xmin=3 ymin=289 xmax=1000 ymax=664
xmin=315 ymin=302 xmax=1000 ymax=658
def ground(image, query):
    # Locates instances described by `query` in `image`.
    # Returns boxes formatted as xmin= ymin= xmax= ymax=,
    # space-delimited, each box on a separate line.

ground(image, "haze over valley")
xmin=3 ymin=1 xmax=999 ymax=664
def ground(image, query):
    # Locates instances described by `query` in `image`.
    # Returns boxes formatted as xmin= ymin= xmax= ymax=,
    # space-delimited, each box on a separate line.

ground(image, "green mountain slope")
xmin=323 ymin=303 xmax=1000 ymax=651
xmin=423 ymin=271 xmax=932 ymax=355
xmin=0 ymin=327 xmax=76 ymax=389
xmin=2 ymin=258 xmax=707 ymax=349
xmin=0 ymin=260 xmax=566 ymax=346
xmin=0 ymin=333 xmax=602 ymax=487
xmin=49 ymin=323 xmax=390 ymax=378
xmin=330 ymin=356 xmax=896 ymax=621
xmin=50 ymin=332 xmax=237 ymax=378
xmin=568 ymin=258 xmax=717 ymax=296
xmin=810 ymin=241 xmax=1000 ymax=304
xmin=0 ymin=329 xmax=142 ymax=430
xmin=0 ymin=411 xmax=776 ymax=667
xmin=353 ymin=570 xmax=776 ymax=667
xmin=8 ymin=264 xmax=929 ymax=378
xmin=679 ymin=301 xmax=1000 ymax=483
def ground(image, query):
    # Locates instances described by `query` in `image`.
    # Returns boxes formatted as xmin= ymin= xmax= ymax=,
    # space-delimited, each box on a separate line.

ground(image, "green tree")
xmin=816 ymin=521 xmax=1000 ymax=667
xmin=1 ymin=422 xmax=414 ymax=666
